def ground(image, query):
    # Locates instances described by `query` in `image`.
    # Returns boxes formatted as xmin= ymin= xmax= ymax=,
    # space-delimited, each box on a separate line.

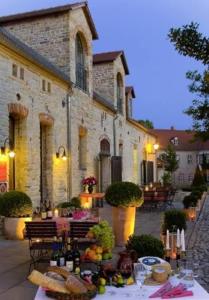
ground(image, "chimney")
xmin=170 ymin=126 xmax=174 ymax=130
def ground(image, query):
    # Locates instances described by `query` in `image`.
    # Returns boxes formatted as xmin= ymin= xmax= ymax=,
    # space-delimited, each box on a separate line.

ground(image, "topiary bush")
xmin=56 ymin=197 xmax=81 ymax=209
xmin=192 ymin=166 xmax=206 ymax=187
xmin=105 ymin=181 xmax=143 ymax=207
xmin=191 ymin=190 xmax=203 ymax=200
xmin=0 ymin=191 xmax=32 ymax=217
xmin=126 ymin=234 xmax=164 ymax=258
xmin=183 ymin=194 xmax=198 ymax=209
xmin=162 ymin=209 xmax=187 ymax=234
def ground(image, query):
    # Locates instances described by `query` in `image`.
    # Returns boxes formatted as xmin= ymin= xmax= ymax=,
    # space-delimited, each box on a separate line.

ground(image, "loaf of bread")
xmin=28 ymin=270 xmax=70 ymax=294
xmin=47 ymin=266 xmax=71 ymax=279
xmin=65 ymin=274 xmax=87 ymax=294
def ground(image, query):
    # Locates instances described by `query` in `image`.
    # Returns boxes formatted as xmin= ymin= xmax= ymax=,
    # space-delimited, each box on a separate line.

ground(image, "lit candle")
xmin=54 ymin=209 xmax=59 ymax=218
xmin=177 ymin=228 xmax=181 ymax=248
xmin=166 ymin=229 xmax=170 ymax=250
xmin=181 ymin=229 xmax=185 ymax=251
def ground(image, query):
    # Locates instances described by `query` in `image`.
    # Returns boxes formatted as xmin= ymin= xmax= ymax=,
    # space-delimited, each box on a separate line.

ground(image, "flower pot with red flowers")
xmin=82 ymin=176 xmax=97 ymax=194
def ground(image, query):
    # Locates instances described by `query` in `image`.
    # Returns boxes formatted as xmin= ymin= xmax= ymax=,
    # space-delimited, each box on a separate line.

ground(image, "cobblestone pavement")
xmin=187 ymin=196 xmax=209 ymax=292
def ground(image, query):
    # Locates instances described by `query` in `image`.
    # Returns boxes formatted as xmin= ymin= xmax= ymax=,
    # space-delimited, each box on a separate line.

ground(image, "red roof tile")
xmin=150 ymin=129 xmax=209 ymax=151
xmin=0 ymin=1 xmax=98 ymax=40
xmin=93 ymin=51 xmax=129 ymax=75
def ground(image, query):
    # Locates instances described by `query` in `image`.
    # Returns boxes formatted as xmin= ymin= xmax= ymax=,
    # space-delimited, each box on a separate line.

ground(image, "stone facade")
xmin=0 ymin=44 xmax=69 ymax=207
xmin=0 ymin=3 xmax=157 ymax=209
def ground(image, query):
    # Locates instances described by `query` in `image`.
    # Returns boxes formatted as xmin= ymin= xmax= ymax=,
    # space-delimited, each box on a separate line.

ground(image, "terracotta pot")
xmin=4 ymin=217 xmax=32 ymax=240
xmin=112 ymin=207 xmax=136 ymax=247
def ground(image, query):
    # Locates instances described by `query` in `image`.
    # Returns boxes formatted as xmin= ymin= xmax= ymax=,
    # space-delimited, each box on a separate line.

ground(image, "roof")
xmin=150 ymin=128 xmax=209 ymax=151
xmin=127 ymin=118 xmax=156 ymax=136
xmin=0 ymin=2 xmax=98 ymax=40
xmin=93 ymin=51 xmax=129 ymax=75
xmin=126 ymin=86 xmax=136 ymax=99
xmin=93 ymin=91 xmax=116 ymax=113
xmin=0 ymin=27 xmax=71 ymax=84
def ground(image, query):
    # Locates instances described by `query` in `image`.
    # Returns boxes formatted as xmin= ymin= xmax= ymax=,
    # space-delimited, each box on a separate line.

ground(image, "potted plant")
xmin=162 ymin=209 xmax=187 ymax=234
xmin=0 ymin=191 xmax=32 ymax=240
xmin=105 ymin=181 xmax=143 ymax=246
xmin=126 ymin=234 xmax=164 ymax=258
xmin=82 ymin=176 xmax=97 ymax=194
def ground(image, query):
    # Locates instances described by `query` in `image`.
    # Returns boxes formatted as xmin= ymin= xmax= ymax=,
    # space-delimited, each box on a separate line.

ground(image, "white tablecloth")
xmin=35 ymin=279 xmax=209 ymax=300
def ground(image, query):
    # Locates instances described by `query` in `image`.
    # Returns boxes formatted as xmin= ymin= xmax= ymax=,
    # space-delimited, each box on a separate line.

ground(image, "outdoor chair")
xmin=25 ymin=221 xmax=60 ymax=272
xmin=142 ymin=191 xmax=155 ymax=210
xmin=69 ymin=221 xmax=98 ymax=249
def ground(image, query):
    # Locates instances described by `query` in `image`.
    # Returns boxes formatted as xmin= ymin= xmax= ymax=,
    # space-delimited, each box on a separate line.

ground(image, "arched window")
xmin=75 ymin=34 xmax=86 ymax=91
xmin=117 ymin=73 xmax=123 ymax=114
xmin=100 ymin=139 xmax=110 ymax=156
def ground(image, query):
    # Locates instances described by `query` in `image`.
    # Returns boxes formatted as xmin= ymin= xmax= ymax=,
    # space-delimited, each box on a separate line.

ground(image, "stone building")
xmin=0 ymin=2 xmax=157 ymax=208
xmin=151 ymin=128 xmax=209 ymax=187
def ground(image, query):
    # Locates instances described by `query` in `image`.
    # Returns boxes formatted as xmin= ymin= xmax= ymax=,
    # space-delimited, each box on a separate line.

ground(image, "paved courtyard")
xmin=0 ymin=191 xmax=208 ymax=299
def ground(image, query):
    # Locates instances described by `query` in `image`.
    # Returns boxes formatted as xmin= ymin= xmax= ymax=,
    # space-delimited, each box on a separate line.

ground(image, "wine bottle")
xmin=72 ymin=238 xmax=80 ymax=273
xmin=50 ymin=237 xmax=59 ymax=266
xmin=41 ymin=208 xmax=47 ymax=220
xmin=65 ymin=237 xmax=73 ymax=271
xmin=46 ymin=203 xmax=53 ymax=219
xmin=58 ymin=237 xmax=65 ymax=267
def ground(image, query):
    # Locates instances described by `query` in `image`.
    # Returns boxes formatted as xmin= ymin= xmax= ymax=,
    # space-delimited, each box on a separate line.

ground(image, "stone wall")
xmin=3 ymin=12 xmax=70 ymax=75
xmin=0 ymin=45 xmax=69 ymax=207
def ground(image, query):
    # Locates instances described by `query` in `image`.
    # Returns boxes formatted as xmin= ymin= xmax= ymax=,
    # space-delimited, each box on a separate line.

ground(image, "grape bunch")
xmin=90 ymin=220 xmax=115 ymax=250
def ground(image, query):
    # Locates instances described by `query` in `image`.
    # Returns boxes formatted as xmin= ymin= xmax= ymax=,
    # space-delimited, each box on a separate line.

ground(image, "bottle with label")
xmin=65 ymin=237 xmax=73 ymax=271
xmin=72 ymin=238 xmax=81 ymax=273
xmin=58 ymin=237 xmax=65 ymax=267
xmin=50 ymin=237 xmax=59 ymax=266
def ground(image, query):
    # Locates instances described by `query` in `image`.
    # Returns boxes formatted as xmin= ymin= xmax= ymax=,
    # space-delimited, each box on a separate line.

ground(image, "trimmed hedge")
xmin=126 ymin=234 xmax=164 ymax=258
xmin=162 ymin=209 xmax=187 ymax=234
xmin=105 ymin=182 xmax=143 ymax=207
xmin=0 ymin=191 xmax=32 ymax=217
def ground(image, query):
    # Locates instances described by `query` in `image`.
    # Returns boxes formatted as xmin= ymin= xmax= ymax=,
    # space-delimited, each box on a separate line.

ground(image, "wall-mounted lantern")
xmin=0 ymin=138 xmax=15 ymax=158
xmin=56 ymin=146 xmax=67 ymax=161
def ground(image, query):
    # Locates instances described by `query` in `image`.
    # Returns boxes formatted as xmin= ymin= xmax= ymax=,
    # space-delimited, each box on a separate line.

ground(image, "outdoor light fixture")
xmin=56 ymin=145 xmax=67 ymax=160
xmin=0 ymin=138 xmax=15 ymax=158
xmin=153 ymin=143 xmax=159 ymax=151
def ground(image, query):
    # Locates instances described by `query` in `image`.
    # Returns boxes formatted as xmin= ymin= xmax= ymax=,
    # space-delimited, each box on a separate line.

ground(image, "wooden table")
xmin=79 ymin=192 xmax=105 ymax=208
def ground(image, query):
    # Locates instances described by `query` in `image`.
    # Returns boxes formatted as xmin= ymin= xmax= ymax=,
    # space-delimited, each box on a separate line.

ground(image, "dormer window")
xmin=117 ymin=73 xmax=123 ymax=114
xmin=75 ymin=34 xmax=87 ymax=91
xmin=170 ymin=136 xmax=179 ymax=145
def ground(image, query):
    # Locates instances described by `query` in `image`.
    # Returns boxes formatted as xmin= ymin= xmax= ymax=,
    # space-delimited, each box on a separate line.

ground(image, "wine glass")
xmin=134 ymin=263 xmax=147 ymax=293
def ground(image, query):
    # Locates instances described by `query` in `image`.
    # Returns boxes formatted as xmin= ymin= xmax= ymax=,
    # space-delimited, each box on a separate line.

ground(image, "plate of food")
xmin=138 ymin=256 xmax=166 ymax=271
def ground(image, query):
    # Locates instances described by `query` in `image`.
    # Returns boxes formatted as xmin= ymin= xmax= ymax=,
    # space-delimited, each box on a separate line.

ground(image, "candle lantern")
xmin=187 ymin=206 xmax=196 ymax=221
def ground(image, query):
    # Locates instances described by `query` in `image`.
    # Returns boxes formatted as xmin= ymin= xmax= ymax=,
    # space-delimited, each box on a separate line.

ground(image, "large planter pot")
xmin=4 ymin=217 xmax=32 ymax=240
xmin=112 ymin=207 xmax=136 ymax=247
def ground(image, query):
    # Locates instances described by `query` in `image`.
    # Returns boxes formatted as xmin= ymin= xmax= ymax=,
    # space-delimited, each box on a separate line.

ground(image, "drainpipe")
xmin=113 ymin=114 xmax=119 ymax=156
xmin=66 ymin=88 xmax=73 ymax=200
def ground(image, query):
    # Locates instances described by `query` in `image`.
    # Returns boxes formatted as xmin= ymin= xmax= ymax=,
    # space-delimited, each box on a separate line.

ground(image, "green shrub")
xmin=191 ymin=190 xmax=203 ymax=200
xmin=0 ymin=191 xmax=32 ymax=217
xmin=192 ymin=166 xmax=206 ymax=187
xmin=192 ymin=184 xmax=208 ymax=193
xmin=70 ymin=197 xmax=81 ymax=208
xmin=183 ymin=194 xmax=198 ymax=209
xmin=162 ymin=209 xmax=187 ymax=234
xmin=56 ymin=197 xmax=81 ymax=209
xmin=105 ymin=182 xmax=143 ymax=207
xmin=126 ymin=234 xmax=164 ymax=258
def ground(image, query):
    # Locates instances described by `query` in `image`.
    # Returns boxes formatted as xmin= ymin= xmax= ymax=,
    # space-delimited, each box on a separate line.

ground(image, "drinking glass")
xmin=134 ymin=263 xmax=147 ymax=296
xmin=180 ymin=260 xmax=194 ymax=288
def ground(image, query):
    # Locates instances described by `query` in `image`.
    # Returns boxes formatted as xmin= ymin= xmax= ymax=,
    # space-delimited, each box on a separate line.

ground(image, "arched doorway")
xmin=100 ymin=138 xmax=111 ymax=192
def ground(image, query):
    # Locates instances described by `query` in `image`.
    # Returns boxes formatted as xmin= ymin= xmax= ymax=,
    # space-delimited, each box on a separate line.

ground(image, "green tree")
xmin=168 ymin=22 xmax=209 ymax=141
xmin=137 ymin=119 xmax=154 ymax=129
xmin=160 ymin=144 xmax=179 ymax=181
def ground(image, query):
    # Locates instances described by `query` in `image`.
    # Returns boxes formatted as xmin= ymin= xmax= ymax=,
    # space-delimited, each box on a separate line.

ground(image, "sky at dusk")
xmin=1 ymin=0 xmax=209 ymax=129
